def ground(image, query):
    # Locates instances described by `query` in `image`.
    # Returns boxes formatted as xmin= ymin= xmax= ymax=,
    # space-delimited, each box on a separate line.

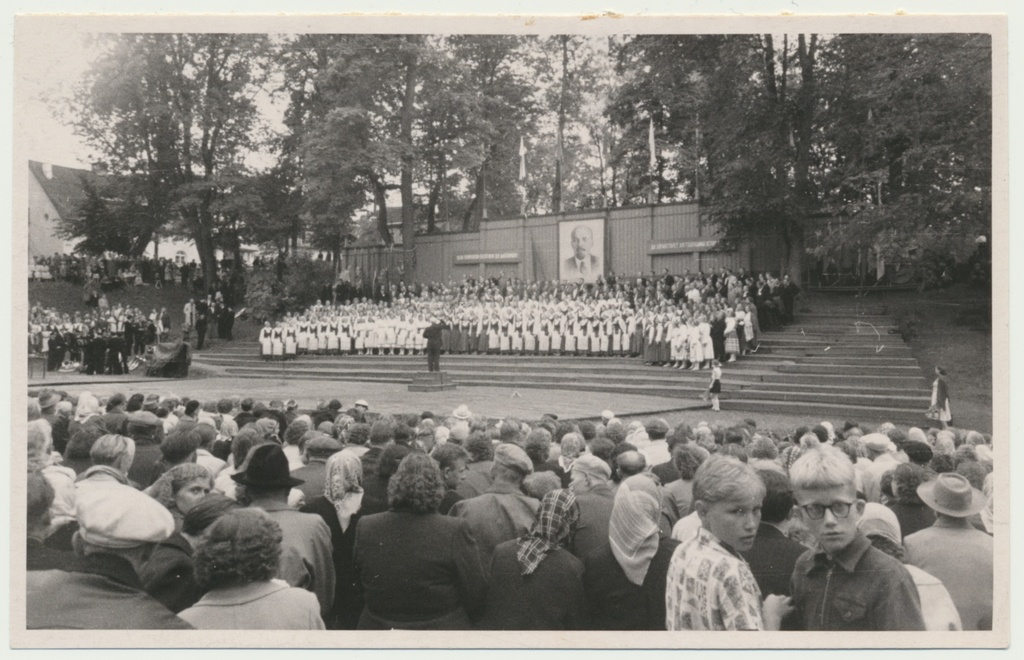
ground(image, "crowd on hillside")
xmin=28 ymin=292 xmax=236 ymax=374
xmin=27 ymin=386 xmax=994 ymax=632
xmin=30 ymin=254 xmax=207 ymax=289
xmin=259 ymin=269 xmax=802 ymax=368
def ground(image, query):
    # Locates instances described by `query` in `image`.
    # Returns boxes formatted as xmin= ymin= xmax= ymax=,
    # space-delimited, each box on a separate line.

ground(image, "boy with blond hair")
xmin=788 ymin=445 xmax=925 ymax=630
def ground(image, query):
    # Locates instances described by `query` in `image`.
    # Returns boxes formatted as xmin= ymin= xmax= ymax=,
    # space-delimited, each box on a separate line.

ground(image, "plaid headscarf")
xmin=515 ymin=489 xmax=580 ymax=576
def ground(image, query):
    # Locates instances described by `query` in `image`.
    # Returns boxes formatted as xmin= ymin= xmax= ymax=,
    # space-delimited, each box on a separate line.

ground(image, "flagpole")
xmin=648 ymin=117 xmax=656 ymax=205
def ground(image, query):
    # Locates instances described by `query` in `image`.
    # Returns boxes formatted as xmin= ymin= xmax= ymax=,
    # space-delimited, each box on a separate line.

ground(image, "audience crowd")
xmin=30 ymin=253 xmax=208 ymax=290
xmin=26 ymin=386 xmax=995 ymax=632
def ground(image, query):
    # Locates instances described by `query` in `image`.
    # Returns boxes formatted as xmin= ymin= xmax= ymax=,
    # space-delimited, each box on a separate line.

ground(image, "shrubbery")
xmin=243 ymin=256 xmax=336 ymax=322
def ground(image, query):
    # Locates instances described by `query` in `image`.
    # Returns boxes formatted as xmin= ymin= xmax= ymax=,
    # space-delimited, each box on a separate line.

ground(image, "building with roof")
xmin=27 ymin=160 xmax=98 ymax=257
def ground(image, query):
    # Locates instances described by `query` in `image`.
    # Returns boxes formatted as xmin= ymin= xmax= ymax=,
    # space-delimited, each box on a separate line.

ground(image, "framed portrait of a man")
xmin=559 ymin=218 xmax=604 ymax=283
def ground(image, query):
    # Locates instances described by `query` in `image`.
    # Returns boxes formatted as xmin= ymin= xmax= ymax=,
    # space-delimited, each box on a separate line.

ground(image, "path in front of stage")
xmin=28 ymin=371 xmax=694 ymax=421
xmin=29 ymin=370 xmax=875 ymax=430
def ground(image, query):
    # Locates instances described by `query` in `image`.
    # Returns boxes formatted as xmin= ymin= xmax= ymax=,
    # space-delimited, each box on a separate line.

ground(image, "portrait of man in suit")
xmin=560 ymin=221 xmax=604 ymax=283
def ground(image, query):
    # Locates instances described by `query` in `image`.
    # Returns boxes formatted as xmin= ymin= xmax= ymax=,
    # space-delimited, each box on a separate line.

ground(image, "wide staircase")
xmin=192 ymin=308 xmax=932 ymax=425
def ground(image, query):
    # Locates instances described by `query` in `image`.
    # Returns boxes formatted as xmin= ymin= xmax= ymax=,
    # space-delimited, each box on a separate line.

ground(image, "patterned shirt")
xmin=665 ymin=527 xmax=764 ymax=630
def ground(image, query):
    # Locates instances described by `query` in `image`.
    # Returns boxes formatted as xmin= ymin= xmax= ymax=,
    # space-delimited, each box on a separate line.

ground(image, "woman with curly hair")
xmin=353 ymin=452 xmax=487 ymax=629
xmin=477 ymin=488 xmax=588 ymax=630
xmin=178 ymin=509 xmax=325 ymax=629
xmin=144 ymin=463 xmax=214 ymax=531
xmin=139 ymin=492 xmax=238 ymax=613
xmin=661 ymin=443 xmax=708 ymax=529
xmin=886 ymin=463 xmax=936 ymax=539
xmin=300 ymin=451 xmax=365 ymax=629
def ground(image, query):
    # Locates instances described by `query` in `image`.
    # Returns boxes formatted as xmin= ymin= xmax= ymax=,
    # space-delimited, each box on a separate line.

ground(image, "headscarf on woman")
xmin=325 ymin=451 xmax=363 ymax=533
xmin=74 ymin=392 xmax=101 ymax=423
xmin=608 ymin=474 xmax=662 ymax=586
xmin=516 ymin=489 xmax=579 ymax=576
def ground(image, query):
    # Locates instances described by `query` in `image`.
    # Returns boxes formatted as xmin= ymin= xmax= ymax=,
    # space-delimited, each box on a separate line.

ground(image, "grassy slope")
xmin=28 ymin=281 xmax=262 ymax=342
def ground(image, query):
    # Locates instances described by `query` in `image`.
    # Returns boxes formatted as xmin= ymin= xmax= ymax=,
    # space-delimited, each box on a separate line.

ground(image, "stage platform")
xmin=28 ymin=310 xmax=938 ymax=426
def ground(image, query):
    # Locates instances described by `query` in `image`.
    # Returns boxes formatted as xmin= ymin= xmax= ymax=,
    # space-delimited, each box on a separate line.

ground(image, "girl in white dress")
xmin=259 ymin=322 xmax=273 ymax=360
xmin=688 ymin=318 xmax=704 ymax=370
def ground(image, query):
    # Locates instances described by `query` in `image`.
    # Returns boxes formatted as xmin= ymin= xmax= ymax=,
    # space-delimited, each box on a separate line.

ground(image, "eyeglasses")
xmin=798 ymin=501 xmax=855 ymax=520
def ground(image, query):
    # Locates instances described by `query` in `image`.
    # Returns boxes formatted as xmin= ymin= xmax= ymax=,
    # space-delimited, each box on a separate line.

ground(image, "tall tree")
xmin=69 ymin=33 xmax=272 ymax=288
xmin=813 ymin=33 xmax=992 ymax=266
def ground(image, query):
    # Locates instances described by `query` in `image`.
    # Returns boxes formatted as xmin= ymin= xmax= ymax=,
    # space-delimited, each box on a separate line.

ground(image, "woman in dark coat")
xmin=477 ymin=489 xmax=589 ymax=631
xmin=886 ymin=462 xmax=937 ymax=540
xmin=139 ymin=493 xmax=237 ymax=613
xmin=353 ymin=453 xmax=487 ymax=630
xmin=583 ymin=474 xmax=680 ymax=630
xmin=300 ymin=451 xmax=365 ymax=629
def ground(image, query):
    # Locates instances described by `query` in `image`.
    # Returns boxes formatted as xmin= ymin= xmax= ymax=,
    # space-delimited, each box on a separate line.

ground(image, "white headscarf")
xmin=608 ymin=474 xmax=662 ymax=586
xmin=325 ymin=451 xmax=364 ymax=532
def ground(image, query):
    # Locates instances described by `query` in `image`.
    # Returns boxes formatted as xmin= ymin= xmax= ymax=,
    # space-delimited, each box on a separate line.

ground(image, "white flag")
xmin=649 ymin=117 xmax=656 ymax=169
xmin=519 ymin=137 xmax=527 ymax=181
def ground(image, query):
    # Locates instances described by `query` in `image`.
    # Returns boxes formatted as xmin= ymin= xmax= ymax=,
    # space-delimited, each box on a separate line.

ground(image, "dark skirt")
xmin=710 ymin=379 xmax=721 ymax=394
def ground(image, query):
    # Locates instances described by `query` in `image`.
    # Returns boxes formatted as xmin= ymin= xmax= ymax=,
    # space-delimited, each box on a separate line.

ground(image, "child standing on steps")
xmin=708 ymin=359 xmax=722 ymax=411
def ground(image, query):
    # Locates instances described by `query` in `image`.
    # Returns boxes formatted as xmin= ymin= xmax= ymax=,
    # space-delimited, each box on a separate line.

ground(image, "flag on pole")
xmin=555 ymin=127 xmax=564 ymax=166
xmin=519 ymin=137 xmax=527 ymax=181
xmin=649 ymin=117 xmax=656 ymax=169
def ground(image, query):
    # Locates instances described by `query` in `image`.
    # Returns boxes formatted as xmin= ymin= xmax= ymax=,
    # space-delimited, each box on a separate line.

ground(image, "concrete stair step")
xmin=778 ymin=363 xmax=922 ymax=376
xmin=759 ymin=373 xmax=929 ymax=388
xmin=729 ymin=388 xmax=929 ymax=407
xmin=728 ymin=399 xmax=930 ymax=427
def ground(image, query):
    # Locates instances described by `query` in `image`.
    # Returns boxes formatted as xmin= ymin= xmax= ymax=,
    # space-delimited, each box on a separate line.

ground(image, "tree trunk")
xmin=400 ymin=45 xmax=418 ymax=285
xmin=553 ymin=36 xmax=569 ymax=214
xmin=372 ymin=178 xmax=392 ymax=246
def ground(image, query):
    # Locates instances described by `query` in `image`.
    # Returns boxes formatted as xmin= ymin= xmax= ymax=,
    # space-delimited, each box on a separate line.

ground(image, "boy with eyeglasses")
xmin=787 ymin=446 xmax=925 ymax=630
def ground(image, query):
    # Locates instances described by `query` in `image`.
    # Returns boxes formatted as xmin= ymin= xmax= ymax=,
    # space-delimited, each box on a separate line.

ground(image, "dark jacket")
xmin=138 ymin=532 xmax=202 ymax=613
xmin=477 ymin=539 xmax=589 ymax=630
xmin=301 ymin=496 xmax=364 ymax=630
xmin=536 ymin=460 xmax=569 ymax=488
xmin=125 ymin=436 xmax=164 ymax=489
xmin=292 ymin=460 xmax=330 ymax=503
xmin=26 ymin=538 xmax=73 ymax=572
xmin=571 ymin=485 xmax=616 ymax=561
xmin=582 ymin=537 xmax=680 ymax=630
xmin=353 ymin=510 xmax=487 ymax=629
xmin=790 ymin=531 xmax=925 ymax=630
xmin=887 ymin=501 xmax=937 ymax=540
xmin=26 ymin=553 xmax=193 ymax=629
xmin=422 ymin=322 xmax=449 ymax=349
xmin=438 ymin=488 xmax=463 ymax=516
xmin=742 ymin=523 xmax=807 ymax=597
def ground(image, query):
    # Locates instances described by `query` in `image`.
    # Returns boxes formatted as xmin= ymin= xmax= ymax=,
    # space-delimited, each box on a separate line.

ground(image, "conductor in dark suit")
xmin=422 ymin=317 xmax=449 ymax=372
xmin=562 ymin=224 xmax=602 ymax=282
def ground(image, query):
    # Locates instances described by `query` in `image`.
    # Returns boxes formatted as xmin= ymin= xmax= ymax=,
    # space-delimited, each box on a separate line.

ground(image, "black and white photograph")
xmin=9 ymin=6 xmax=1012 ymax=651
xmin=559 ymin=218 xmax=605 ymax=283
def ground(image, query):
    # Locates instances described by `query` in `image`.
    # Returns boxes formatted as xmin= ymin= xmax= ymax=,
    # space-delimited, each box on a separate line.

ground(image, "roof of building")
xmin=29 ymin=160 xmax=106 ymax=221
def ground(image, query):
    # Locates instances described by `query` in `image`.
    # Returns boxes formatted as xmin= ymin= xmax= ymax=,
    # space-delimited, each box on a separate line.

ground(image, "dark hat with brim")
xmin=231 ymin=444 xmax=304 ymax=488
xmin=917 ymin=473 xmax=985 ymax=518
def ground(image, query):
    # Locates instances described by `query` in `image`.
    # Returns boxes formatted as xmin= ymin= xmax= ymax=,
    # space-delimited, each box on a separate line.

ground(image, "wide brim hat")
xmin=354 ymin=399 xmax=370 ymax=409
xmin=231 ymin=444 xmax=304 ymax=488
xmin=37 ymin=390 xmax=61 ymax=410
xmin=452 ymin=404 xmax=472 ymax=421
xmin=917 ymin=473 xmax=986 ymax=517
